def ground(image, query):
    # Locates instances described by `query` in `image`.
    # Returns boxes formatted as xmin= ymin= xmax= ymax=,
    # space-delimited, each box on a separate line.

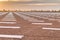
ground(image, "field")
xmin=0 ymin=12 xmax=60 ymax=40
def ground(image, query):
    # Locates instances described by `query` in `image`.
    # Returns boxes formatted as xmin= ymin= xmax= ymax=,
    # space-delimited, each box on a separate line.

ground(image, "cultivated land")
xmin=0 ymin=12 xmax=60 ymax=40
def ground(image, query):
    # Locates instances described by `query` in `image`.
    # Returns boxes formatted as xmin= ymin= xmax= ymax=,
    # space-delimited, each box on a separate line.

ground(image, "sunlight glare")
xmin=0 ymin=0 xmax=8 ymax=1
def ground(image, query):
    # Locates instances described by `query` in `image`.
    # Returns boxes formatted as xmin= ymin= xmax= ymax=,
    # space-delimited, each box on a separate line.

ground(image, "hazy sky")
xmin=2 ymin=0 xmax=60 ymax=3
xmin=0 ymin=0 xmax=60 ymax=10
xmin=8 ymin=0 xmax=60 ymax=3
xmin=32 ymin=0 xmax=58 ymax=2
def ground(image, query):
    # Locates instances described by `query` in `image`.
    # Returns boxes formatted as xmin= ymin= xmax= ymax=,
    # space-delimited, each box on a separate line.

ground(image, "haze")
xmin=0 ymin=0 xmax=60 ymax=10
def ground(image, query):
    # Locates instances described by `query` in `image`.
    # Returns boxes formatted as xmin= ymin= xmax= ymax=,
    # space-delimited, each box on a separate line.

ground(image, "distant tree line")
xmin=0 ymin=9 xmax=60 ymax=12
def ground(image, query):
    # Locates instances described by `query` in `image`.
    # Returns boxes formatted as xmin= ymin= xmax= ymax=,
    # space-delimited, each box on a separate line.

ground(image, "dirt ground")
xmin=0 ymin=12 xmax=60 ymax=40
